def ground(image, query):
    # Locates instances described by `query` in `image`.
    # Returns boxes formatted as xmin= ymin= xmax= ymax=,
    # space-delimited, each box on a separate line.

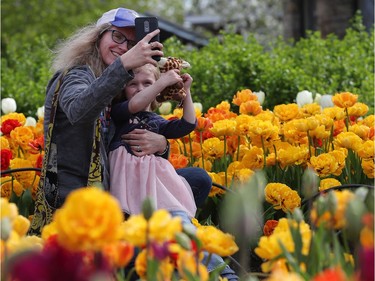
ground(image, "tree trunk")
xmin=316 ymin=0 xmax=357 ymax=38
xmin=282 ymin=0 xmax=371 ymax=41
xmin=283 ymin=0 xmax=317 ymax=40
xmin=359 ymin=0 xmax=375 ymax=31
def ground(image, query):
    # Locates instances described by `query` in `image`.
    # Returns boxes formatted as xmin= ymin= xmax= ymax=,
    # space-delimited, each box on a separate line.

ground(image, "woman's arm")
xmin=58 ymin=61 xmax=132 ymax=124
xmin=121 ymin=128 xmax=169 ymax=157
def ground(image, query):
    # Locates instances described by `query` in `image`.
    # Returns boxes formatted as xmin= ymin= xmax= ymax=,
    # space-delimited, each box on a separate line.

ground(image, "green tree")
xmin=1 ymin=0 xmax=184 ymax=116
xmin=1 ymin=0 xmax=184 ymax=49
xmin=163 ymin=13 xmax=374 ymax=113
xmin=1 ymin=1 xmax=373 ymax=116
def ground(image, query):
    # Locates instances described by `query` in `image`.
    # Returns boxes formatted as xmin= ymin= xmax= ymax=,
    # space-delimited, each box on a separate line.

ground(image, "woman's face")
xmin=99 ymin=26 xmax=136 ymax=66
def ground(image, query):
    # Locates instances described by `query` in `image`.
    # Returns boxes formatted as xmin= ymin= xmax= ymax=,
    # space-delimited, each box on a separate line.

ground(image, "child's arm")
xmin=128 ymin=70 xmax=183 ymax=114
xmin=155 ymin=73 xmax=196 ymax=139
xmin=181 ymin=73 xmax=196 ymax=124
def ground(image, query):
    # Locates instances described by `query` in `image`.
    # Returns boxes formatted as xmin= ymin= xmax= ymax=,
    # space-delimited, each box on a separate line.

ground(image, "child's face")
xmin=124 ymin=69 xmax=156 ymax=100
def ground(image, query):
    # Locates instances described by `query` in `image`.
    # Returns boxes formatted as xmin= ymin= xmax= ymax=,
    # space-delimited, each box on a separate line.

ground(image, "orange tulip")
xmin=103 ymin=241 xmax=134 ymax=268
xmin=332 ymin=92 xmax=358 ymax=108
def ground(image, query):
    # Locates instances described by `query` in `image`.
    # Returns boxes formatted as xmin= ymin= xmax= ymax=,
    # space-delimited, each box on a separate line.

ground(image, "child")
xmin=108 ymin=64 xmax=239 ymax=280
xmin=108 ymin=63 xmax=197 ymax=218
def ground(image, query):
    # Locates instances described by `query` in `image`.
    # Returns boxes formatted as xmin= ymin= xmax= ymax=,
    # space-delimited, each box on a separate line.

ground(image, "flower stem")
xmin=344 ymin=108 xmax=350 ymax=132
xmin=188 ymin=133 xmax=194 ymax=166
xmin=200 ymin=131 xmax=205 ymax=170
xmin=224 ymin=136 xmax=228 ymax=187
xmin=261 ymin=136 xmax=266 ymax=170
xmin=204 ymin=252 xmax=213 ymax=267
xmin=236 ymin=135 xmax=240 ymax=161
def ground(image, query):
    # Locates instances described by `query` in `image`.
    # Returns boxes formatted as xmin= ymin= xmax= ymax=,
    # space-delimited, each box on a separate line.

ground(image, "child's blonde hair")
xmin=133 ymin=63 xmax=161 ymax=80
xmin=114 ymin=64 xmax=161 ymax=111
xmin=134 ymin=64 xmax=161 ymax=111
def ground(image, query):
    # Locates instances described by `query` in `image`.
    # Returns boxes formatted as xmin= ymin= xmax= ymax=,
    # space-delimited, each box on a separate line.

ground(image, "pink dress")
xmin=109 ymin=146 xmax=197 ymax=218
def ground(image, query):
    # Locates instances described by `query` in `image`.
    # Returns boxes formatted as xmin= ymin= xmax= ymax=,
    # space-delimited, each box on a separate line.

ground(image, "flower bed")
xmin=1 ymin=91 xmax=374 ymax=280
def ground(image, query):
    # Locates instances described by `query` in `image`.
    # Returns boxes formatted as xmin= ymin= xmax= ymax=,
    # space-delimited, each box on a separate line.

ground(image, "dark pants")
xmin=176 ymin=167 xmax=212 ymax=207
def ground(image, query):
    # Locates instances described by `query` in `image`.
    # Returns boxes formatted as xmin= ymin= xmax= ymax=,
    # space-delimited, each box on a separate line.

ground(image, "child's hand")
xmin=181 ymin=73 xmax=193 ymax=91
xmin=160 ymin=70 xmax=183 ymax=87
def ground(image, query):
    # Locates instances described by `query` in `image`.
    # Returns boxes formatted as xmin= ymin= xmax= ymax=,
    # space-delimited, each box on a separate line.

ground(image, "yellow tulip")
xmin=255 ymin=218 xmax=311 ymax=272
xmin=12 ymin=215 xmax=30 ymax=237
xmin=273 ymin=103 xmax=299 ymax=121
xmin=196 ymin=225 xmax=239 ymax=256
xmin=0 ymin=112 xmax=26 ymax=125
xmin=319 ymin=178 xmax=341 ymax=191
xmin=54 ymin=187 xmax=124 ymax=251
xmin=210 ymin=119 xmax=237 ymax=137
xmin=362 ymin=159 xmax=374 ymax=178
xmin=264 ymin=183 xmax=301 ymax=213
xmin=332 ymin=92 xmax=358 ymax=108
xmin=348 ymin=102 xmax=369 ymax=117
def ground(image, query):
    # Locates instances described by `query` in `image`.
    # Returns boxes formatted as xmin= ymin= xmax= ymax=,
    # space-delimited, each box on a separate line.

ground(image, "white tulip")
xmin=319 ymin=95 xmax=334 ymax=109
xmin=314 ymin=93 xmax=322 ymax=104
xmin=25 ymin=116 xmax=37 ymax=127
xmin=37 ymin=106 xmax=45 ymax=119
xmin=296 ymin=90 xmax=313 ymax=107
xmin=0 ymin=218 xmax=12 ymax=240
xmin=193 ymin=102 xmax=203 ymax=112
xmin=1 ymin=98 xmax=17 ymax=114
xmin=158 ymin=102 xmax=172 ymax=115
xmin=253 ymin=91 xmax=265 ymax=105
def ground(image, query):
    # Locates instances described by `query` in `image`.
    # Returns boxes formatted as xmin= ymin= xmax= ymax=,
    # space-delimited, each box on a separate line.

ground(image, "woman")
xmin=29 ymin=7 xmax=210 ymax=231
xmin=29 ymin=7 xmax=237 ymax=280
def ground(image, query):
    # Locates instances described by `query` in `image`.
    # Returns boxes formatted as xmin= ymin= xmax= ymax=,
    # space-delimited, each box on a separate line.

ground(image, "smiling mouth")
xmin=111 ymin=51 xmax=121 ymax=57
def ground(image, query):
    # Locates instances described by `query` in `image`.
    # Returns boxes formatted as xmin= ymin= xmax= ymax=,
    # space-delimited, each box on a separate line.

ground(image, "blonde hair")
xmin=51 ymin=23 xmax=111 ymax=77
xmin=133 ymin=63 xmax=161 ymax=80
xmin=112 ymin=64 xmax=161 ymax=110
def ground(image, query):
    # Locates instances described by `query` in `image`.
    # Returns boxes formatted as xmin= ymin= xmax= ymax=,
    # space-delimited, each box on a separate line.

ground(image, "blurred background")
xmin=2 ymin=0 xmax=373 ymax=45
xmin=1 ymin=0 xmax=374 ymax=115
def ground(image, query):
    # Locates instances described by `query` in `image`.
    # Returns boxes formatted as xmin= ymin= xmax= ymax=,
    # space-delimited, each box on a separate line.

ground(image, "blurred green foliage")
xmin=1 ymin=0 xmax=184 ymax=46
xmin=1 ymin=3 xmax=373 ymax=116
xmin=164 ymin=13 xmax=374 ymax=113
xmin=1 ymin=0 xmax=184 ymax=116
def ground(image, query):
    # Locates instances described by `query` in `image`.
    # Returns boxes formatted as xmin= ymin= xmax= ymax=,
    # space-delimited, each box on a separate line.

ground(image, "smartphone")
xmin=135 ymin=16 xmax=160 ymax=61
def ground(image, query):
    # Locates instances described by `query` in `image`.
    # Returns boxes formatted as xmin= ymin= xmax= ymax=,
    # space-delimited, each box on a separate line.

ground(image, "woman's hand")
xmin=121 ymin=29 xmax=163 ymax=69
xmin=121 ymin=129 xmax=167 ymax=156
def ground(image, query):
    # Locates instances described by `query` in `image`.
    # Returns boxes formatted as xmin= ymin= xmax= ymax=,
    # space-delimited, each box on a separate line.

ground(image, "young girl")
xmin=109 ymin=63 xmax=238 ymax=281
xmin=108 ymin=63 xmax=197 ymax=218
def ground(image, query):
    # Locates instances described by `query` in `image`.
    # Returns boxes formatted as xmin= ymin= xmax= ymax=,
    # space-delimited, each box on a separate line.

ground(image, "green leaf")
xmin=146 ymin=258 xmax=159 ymax=281
xmin=18 ymin=189 xmax=33 ymax=218
xmin=142 ymin=197 xmax=155 ymax=220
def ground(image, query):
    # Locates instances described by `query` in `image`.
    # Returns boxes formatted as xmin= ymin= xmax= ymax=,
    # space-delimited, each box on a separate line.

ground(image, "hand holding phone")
xmin=135 ymin=17 xmax=160 ymax=61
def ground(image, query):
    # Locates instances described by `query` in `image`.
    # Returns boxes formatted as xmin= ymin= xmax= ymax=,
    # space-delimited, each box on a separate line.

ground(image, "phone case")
xmin=135 ymin=17 xmax=160 ymax=43
xmin=135 ymin=17 xmax=160 ymax=61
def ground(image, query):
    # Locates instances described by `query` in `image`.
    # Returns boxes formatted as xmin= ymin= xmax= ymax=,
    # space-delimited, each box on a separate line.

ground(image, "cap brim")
xmin=111 ymin=20 xmax=135 ymax=27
